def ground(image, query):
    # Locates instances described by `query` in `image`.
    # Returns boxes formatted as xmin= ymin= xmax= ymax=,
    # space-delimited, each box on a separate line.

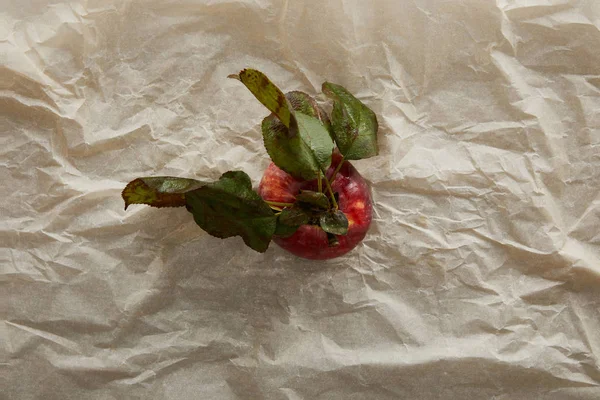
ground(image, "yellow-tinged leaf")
xmin=122 ymin=177 xmax=203 ymax=210
xmin=233 ymin=69 xmax=294 ymax=129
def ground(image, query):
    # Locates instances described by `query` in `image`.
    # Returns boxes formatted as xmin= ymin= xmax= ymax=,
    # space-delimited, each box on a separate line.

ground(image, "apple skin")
xmin=258 ymin=152 xmax=373 ymax=260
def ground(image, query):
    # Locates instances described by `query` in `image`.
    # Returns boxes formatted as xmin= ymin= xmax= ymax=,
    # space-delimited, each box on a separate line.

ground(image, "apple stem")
xmin=321 ymin=169 xmax=338 ymax=210
xmin=327 ymin=232 xmax=340 ymax=247
xmin=328 ymin=157 xmax=345 ymax=185
xmin=266 ymin=201 xmax=294 ymax=208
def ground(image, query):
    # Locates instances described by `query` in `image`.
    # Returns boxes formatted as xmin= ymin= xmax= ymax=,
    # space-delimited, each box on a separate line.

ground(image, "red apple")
xmin=259 ymin=152 xmax=373 ymax=260
xmin=122 ymin=69 xmax=378 ymax=258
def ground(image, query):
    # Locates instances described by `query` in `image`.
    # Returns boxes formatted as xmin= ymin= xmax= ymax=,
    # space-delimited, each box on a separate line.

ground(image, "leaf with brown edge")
xmin=286 ymin=91 xmax=319 ymax=116
xmin=286 ymin=91 xmax=333 ymax=139
xmin=322 ymin=82 xmax=378 ymax=160
xmin=122 ymin=177 xmax=204 ymax=210
xmin=230 ymin=69 xmax=297 ymax=131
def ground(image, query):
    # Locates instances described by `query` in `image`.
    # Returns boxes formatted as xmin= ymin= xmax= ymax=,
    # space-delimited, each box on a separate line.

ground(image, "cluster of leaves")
xmin=122 ymin=69 xmax=378 ymax=252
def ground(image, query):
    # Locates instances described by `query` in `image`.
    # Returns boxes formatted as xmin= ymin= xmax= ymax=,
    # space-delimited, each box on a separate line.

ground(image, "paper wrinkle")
xmin=3 ymin=0 xmax=600 ymax=399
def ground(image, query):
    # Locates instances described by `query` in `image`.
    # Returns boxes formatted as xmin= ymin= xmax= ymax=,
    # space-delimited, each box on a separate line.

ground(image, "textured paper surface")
xmin=3 ymin=0 xmax=600 ymax=399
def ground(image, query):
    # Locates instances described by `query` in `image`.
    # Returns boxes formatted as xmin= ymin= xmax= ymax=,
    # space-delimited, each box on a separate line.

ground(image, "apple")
xmin=121 ymin=69 xmax=378 ymax=259
xmin=259 ymin=151 xmax=372 ymax=260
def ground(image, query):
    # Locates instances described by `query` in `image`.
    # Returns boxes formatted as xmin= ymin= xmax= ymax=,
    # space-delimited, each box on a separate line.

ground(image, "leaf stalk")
xmin=266 ymin=200 xmax=294 ymax=208
xmin=321 ymin=168 xmax=338 ymax=210
xmin=328 ymin=157 xmax=345 ymax=185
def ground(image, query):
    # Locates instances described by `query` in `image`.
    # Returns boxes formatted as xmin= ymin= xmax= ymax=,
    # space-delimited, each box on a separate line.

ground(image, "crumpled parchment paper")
xmin=3 ymin=0 xmax=600 ymax=399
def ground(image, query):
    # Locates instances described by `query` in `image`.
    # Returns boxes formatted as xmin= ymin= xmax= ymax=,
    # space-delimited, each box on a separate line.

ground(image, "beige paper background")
xmin=3 ymin=0 xmax=600 ymax=399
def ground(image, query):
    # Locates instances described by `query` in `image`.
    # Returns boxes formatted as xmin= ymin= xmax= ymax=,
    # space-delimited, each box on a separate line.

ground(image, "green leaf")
xmin=122 ymin=177 xmax=204 ymax=210
xmin=296 ymin=112 xmax=334 ymax=171
xmin=295 ymin=190 xmax=330 ymax=210
xmin=229 ymin=69 xmax=296 ymax=130
xmin=230 ymin=69 xmax=335 ymax=181
xmin=185 ymin=171 xmax=277 ymax=253
xmin=279 ymin=206 xmax=312 ymax=226
xmin=275 ymin=207 xmax=311 ymax=237
xmin=322 ymin=82 xmax=378 ymax=160
xmin=320 ymin=210 xmax=349 ymax=235
xmin=262 ymin=112 xmax=334 ymax=180
xmin=274 ymin=221 xmax=299 ymax=238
